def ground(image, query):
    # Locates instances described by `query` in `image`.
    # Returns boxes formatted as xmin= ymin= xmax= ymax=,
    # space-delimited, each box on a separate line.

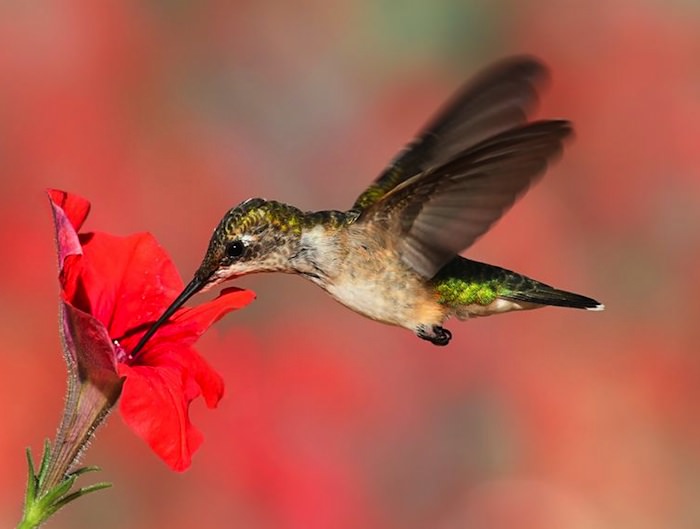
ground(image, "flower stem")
xmin=39 ymin=378 xmax=116 ymax=494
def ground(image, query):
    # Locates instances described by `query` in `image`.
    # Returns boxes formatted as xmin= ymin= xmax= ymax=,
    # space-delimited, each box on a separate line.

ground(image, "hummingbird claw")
xmin=416 ymin=325 xmax=452 ymax=346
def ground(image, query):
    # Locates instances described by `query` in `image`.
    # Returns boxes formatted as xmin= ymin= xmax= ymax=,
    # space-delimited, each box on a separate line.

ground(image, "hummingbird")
xmin=130 ymin=55 xmax=603 ymax=354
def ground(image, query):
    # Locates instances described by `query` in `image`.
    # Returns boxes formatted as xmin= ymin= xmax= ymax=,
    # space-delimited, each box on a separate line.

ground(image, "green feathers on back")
xmin=221 ymin=199 xmax=355 ymax=238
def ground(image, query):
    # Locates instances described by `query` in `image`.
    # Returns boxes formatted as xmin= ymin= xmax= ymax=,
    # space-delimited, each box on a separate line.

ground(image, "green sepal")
xmin=36 ymin=440 xmax=52 ymax=483
xmin=23 ymin=448 xmax=39 ymax=513
xmin=68 ymin=465 xmax=102 ymax=478
xmin=18 ymin=443 xmax=111 ymax=529
xmin=52 ymin=481 xmax=112 ymax=512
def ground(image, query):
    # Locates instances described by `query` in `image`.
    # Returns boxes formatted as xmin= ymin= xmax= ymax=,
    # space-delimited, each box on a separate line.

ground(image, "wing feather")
xmin=352 ymin=56 xmax=550 ymax=210
xmin=359 ymin=120 xmax=573 ymax=278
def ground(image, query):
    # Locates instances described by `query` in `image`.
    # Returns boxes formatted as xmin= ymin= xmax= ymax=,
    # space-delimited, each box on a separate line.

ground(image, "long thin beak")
xmin=129 ymin=276 xmax=205 ymax=358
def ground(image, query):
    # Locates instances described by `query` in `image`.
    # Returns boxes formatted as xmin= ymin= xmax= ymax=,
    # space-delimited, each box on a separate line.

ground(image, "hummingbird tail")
xmin=432 ymin=257 xmax=604 ymax=313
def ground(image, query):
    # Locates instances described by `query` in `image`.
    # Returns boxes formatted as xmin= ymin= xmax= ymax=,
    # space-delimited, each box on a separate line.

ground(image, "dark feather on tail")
xmin=501 ymin=286 xmax=603 ymax=310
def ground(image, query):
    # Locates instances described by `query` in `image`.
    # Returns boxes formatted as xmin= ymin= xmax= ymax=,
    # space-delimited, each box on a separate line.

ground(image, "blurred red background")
xmin=2 ymin=1 xmax=699 ymax=528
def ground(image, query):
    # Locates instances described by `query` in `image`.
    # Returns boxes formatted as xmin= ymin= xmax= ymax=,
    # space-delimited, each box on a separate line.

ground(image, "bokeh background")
xmin=2 ymin=1 xmax=699 ymax=528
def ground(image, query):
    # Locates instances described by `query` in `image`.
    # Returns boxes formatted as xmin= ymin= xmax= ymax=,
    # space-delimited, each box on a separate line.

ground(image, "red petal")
xmin=190 ymin=351 xmax=225 ymax=408
xmin=118 ymin=362 xmax=205 ymax=472
xmin=48 ymin=191 xmax=84 ymax=273
xmin=132 ymin=342 xmax=225 ymax=409
xmin=126 ymin=287 xmax=256 ymax=353
xmin=47 ymin=189 xmax=91 ymax=232
xmin=173 ymin=287 xmax=256 ymax=333
xmin=77 ymin=232 xmax=185 ymax=340
xmin=60 ymin=299 xmax=122 ymax=399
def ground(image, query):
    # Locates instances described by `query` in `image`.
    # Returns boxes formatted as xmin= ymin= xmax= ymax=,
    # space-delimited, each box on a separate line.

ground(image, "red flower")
xmin=48 ymin=189 xmax=255 ymax=471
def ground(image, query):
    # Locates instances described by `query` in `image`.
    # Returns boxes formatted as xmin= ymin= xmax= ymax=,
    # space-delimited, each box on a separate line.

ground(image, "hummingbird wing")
xmin=357 ymin=120 xmax=572 ymax=278
xmin=352 ymin=56 xmax=549 ymax=211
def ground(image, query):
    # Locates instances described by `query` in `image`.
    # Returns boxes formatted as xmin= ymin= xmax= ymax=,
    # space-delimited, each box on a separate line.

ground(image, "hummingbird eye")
xmin=225 ymin=239 xmax=245 ymax=259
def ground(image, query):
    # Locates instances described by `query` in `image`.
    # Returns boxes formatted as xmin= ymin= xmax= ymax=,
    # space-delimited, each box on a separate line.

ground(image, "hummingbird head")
xmin=195 ymin=197 xmax=306 ymax=287
xmin=129 ymin=198 xmax=304 ymax=357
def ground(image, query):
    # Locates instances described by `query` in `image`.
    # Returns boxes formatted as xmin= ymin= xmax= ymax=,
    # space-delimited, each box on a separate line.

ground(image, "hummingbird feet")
xmin=416 ymin=325 xmax=452 ymax=346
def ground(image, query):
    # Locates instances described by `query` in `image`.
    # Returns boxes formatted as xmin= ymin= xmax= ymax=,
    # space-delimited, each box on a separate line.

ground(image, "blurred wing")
xmin=352 ymin=56 xmax=550 ymax=211
xmin=359 ymin=121 xmax=573 ymax=278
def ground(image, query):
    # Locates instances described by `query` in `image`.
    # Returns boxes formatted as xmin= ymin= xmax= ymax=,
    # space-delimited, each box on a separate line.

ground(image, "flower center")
xmin=113 ymin=339 xmax=129 ymax=363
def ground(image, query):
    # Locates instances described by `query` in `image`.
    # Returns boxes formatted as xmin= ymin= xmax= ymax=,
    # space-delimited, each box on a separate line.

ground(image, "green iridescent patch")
xmin=434 ymin=277 xmax=503 ymax=306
